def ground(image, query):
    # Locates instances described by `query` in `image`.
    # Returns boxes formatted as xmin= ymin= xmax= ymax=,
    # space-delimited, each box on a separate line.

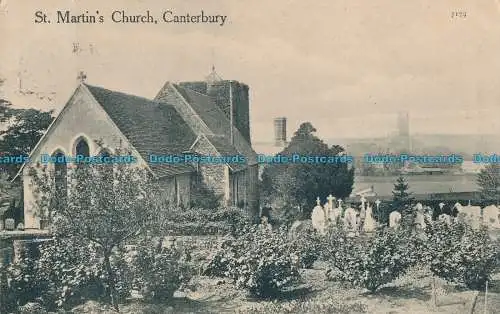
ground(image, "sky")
xmin=1 ymin=0 xmax=500 ymax=142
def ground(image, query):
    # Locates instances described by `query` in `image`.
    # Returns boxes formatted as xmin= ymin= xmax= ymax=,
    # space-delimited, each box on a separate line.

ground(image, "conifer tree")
xmin=390 ymin=175 xmax=415 ymax=228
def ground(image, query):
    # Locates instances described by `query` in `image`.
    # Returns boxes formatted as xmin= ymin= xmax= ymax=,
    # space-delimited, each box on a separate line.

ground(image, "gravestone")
xmin=438 ymin=213 xmax=452 ymax=225
xmin=482 ymin=205 xmax=500 ymax=228
xmin=329 ymin=206 xmax=342 ymax=226
xmin=364 ymin=203 xmax=376 ymax=232
xmin=311 ymin=197 xmax=327 ymax=234
xmin=5 ymin=218 xmax=15 ymax=231
xmin=343 ymin=207 xmax=357 ymax=232
xmin=289 ymin=220 xmax=313 ymax=239
xmin=389 ymin=211 xmax=401 ymax=228
xmin=457 ymin=205 xmax=481 ymax=229
xmin=16 ymin=222 xmax=24 ymax=230
xmin=415 ymin=203 xmax=426 ymax=229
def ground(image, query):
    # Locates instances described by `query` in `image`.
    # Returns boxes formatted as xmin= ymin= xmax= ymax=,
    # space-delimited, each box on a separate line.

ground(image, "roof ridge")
xmin=85 ymin=83 xmax=167 ymax=107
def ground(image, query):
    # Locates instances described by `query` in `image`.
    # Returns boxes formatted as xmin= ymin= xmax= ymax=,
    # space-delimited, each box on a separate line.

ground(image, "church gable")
xmin=19 ymin=84 xmax=145 ymax=171
xmin=155 ymin=82 xmax=258 ymax=165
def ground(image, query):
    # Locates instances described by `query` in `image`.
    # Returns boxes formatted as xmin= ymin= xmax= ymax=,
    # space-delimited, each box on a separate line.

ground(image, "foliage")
xmin=156 ymin=206 xmax=253 ymax=236
xmin=0 ymin=97 xmax=54 ymax=178
xmin=390 ymin=175 xmax=415 ymax=228
xmin=289 ymin=224 xmax=322 ymax=269
xmin=321 ymin=225 xmax=412 ymax=292
xmin=260 ymin=122 xmax=354 ymax=217
xmin=423 ymin=219 xmax=500 ymax=289
xmin=128 ymin=237 xmax=192 ymax=302
xmin=7 ymin=236 xmax=133 ymax=311
xmin=237 ymin=299 xmax=367 ymax=314
xmin=203 ymin=224 xmax=301 ymax=298
xmin=477 ymin=163 xmax=500 ymax=204
xmin=29 ymin=146 xmax=163 ymax=311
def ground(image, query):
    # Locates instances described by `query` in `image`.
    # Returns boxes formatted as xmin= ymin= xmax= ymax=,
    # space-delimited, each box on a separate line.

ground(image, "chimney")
xmin=274 ymin=117 xmax=287 ymax=147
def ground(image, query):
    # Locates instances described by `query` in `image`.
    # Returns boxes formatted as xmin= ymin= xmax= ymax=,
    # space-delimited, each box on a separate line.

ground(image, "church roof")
xmin=85 ymin=84 xmax=197 ymax=177
xmin=168 ymin=84 xmax=258 ymax=165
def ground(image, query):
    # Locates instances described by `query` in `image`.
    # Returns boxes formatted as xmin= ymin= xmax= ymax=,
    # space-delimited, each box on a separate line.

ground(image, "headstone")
xmin=5 ymin=218 xmax=15 ymax=231
xmin=389 ymin=211 xmax=401 ymax=228
xmin=0 ymin=220 xmax=3 ymax=231
xmin=16 ymin=222 xmax=24 ymax=230
xmin=329 ymin=206 xmax=342 ymax=226
xmin=457 ymin=205 xmax=481 ymax=229
xmin=289 ymin=220 xmax=313 ymax=239
xmin=260 ymin=216 xmax=272 ymax=231
xmin=343 ymin=207 xmax=358 ymax=231
xmin=311 ymin=199 xmax=327 ymax=235
xmin=438 ymin=213 xmax=452 ymax=225
xmin=482 ymin=205 xmax=500 ymax=228
xmin=364 ymin=203 xmax=376 ymax=232
xmin=415 ymin=204 xmax=426 ymax=229
xmin=338 ymin=199 xmax=343 ymax=209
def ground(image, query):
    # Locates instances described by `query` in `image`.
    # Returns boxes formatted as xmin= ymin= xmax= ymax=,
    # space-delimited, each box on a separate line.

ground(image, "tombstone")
xmin=438 ymin=213 xmax=452 ymax=225
xmin=311 ymin=197 xmax=327 ymax=235
xmin=289 ymin=220 xmax=313 ymax=239
xmin=457 ymin=205 xmax=482 ymax=229
xmin=0 ymin=220 xmax=3 ymax=231
xmin=16 ymin=222 xmax=24 ymax=231
xmin=260 ymin=216 xmax=273 ymax=231
xmin=414 ymin=203 xmax=426 ymax=229
xmin=343 ymin=207 xmax=358 ymax=232
xmin=329 ymin=205 xmax=342 ymax=226
xmin=364 ymin=203 xmax=376 ymax=232
xmin=482 ymin=205 xmax=500 ymax=228
xmin=5 ymin=218 xmax=15 ymax=231
xmin=389 ymin=211 xmax=402 ymax=228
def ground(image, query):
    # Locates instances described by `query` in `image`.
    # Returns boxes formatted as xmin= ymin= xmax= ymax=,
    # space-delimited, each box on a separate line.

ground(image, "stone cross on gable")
xmin=77 ymin=71 xmax=87 ymax=83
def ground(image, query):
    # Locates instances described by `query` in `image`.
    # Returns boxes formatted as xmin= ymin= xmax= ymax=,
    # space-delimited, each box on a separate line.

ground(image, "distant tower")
xmin=274 ymin=117 xmax=287 ymax=147
xmin=397 ymin=112 xmax=411 ymax=152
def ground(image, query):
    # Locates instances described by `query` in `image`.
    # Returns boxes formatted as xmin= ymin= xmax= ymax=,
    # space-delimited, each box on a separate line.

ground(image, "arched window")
xmin=75 ymin=138 xmax=90 ymax=157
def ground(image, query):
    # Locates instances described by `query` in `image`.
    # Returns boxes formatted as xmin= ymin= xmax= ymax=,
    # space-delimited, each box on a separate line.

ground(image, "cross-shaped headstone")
xmin=360 ymin=196 xmax=366 ymax=209
xmin=316 ymin=197 xmax=321 ymax=206
xmin=375 ymin=199 xmax=381 ymax=209
xmin=439 ymin=202 xmax=445 ymax=210
xmin=327 ymin=194 xmax=335 ymax=206
xmin=77 ymin=71 xmax=87 ymax=83
xmin=338 ymin=199 xmax=343 ymax=209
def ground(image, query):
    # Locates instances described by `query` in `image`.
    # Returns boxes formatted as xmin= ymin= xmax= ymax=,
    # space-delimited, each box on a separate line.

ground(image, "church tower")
xmin=178 ymin=67 xmax=251 ymax=144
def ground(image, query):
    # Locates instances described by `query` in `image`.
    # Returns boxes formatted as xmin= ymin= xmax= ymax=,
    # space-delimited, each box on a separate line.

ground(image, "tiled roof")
xmin=204 ymin=134 xmax=247 ymax=172
xmin=172 ymin=84 xmax=258 ymax=165
xmin=85 ymin=84 xmax=196 ymax=177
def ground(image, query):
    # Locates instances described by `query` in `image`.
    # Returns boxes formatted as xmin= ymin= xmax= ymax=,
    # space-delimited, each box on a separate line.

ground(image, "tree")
xmin=260 ymin=122 xmax=354 ymax=217
xmin=29 ymin=147 xmax=163 ymax=311
xmin=390 ymin=175 xmax=415 ymax=227
xmin=477 ymin=163 xmax=500 ymax=205
xmin=0 ymin=88 xmax=54 ymax=178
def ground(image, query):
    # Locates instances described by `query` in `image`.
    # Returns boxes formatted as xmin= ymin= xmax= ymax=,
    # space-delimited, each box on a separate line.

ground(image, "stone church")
xmin=15 ymin=69 xmax=259 ymax=229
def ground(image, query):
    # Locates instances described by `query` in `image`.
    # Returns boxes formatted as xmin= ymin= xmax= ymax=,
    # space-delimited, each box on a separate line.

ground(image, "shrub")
xmin=7 ymin=236 xmax=133 ymax=311
xmin=204 ymin=224 xmax=300 ymax=298
xmin=321 ymin=225 xmax=411 ymax=292
xmin=128 ymin=238 xmax=192 ymax=302
xmin=424 ymin=220 xmax=500 ymax=289
xmin=160 ymin=206 xmax=253 ymax=236
xmin=289 ymin=224 xmax=322 ymax=269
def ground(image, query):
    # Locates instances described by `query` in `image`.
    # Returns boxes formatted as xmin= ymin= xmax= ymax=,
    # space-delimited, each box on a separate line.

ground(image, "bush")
xmin=424 ymin=220 xmax=500 ymax=289
xmin=7 ymin=236 xmax=133 ymax=311
xmin=128 ymin=238 xmax=192 ymax=302
xmin=204 ymin=224 xmax=301 ymax=298
xmin=321 ymin=225 xmax=411 ymax=292
xmin=160 ymin=206 xmax=253 ymax=236
xmin=289 ymin=224 xmax=322 ymax=269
